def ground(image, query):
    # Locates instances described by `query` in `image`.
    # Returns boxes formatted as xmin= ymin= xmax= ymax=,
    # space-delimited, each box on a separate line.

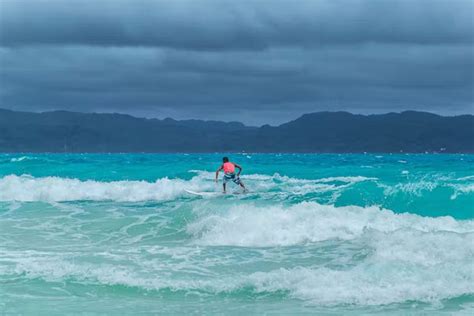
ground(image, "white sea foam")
xmin=457 ymin=175 xmax=474 ymax=181
xmin=450 ymin=183 xmax=474 ymax=199
xmin=8 ymin=261 xmax=471 ymax=306
xmin=10 ymin=156 xmax=30 ymax=162
xmin=0 ymin=174 xmax=212 ymax=202
xmin=187 ymin=201 xmax=474 ymax=247
xmin=1 ymin=172 xmax=470 ymax=203
xmin=189 ymin=171 xmax=376 ymax=199
xmin=2 ymin=202 xmax=473 ymax=307
xmin=190 ymin=170 xmax=376 ymax=184
xmin=381 ymin=180 xmax=440 ymax=196
xmin=246 ymin=228 xmax=474 ymax=306
xmin=0 ymin=173 xmax=377 ymax=202
xmin=245 ymin=261 xmax=473 ymax=306
xmin=376 ymin=173 xmax=474 ymax=200
xmin=3 ymin=224 xmax=473 ymax=307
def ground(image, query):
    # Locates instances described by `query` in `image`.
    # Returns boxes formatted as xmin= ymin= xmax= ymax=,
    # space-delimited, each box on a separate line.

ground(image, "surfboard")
xmin=184 ymin=189 xmax=221 ymax=197
xmin=185 ymin=189 xmax=248 ymax=197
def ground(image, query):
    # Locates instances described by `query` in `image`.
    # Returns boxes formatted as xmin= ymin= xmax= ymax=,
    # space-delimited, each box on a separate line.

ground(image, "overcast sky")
xmin=0 ymin=0 xmax=472 ymax=125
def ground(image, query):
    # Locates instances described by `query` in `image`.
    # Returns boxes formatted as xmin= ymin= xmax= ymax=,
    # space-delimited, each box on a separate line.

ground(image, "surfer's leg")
xmin=223 ymin=183 xmax=226 ymax=193
xmin=235 ymin=177 xmax=246 ymax=191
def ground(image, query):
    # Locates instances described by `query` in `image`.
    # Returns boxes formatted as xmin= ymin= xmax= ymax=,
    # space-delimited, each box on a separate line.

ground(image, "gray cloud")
xmin=0 ymin=0 xmax=473 ymax=125
xmin=1 ymin=0 xmax=473 ymax=49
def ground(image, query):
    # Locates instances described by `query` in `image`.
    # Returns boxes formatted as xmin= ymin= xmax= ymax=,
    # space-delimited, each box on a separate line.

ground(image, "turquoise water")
xmin=0 ymin=153 xmax=473 ymax=314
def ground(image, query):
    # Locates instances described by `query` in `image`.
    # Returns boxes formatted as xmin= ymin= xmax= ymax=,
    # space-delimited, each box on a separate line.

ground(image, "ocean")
xmin=0 ymin=153 xmax=473 ymax=314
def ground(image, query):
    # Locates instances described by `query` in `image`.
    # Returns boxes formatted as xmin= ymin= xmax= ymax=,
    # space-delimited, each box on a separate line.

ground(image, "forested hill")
xmin=0 ymin=109 xmax=472 ymax=153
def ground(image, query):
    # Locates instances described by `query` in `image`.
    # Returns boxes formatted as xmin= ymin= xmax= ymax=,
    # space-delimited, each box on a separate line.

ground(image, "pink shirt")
xmin=223 ymin=162 xmax=235 ymax=174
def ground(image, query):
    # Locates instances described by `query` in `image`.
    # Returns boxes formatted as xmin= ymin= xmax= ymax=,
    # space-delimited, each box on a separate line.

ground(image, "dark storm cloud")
xmin=0 ymin=0 xmax=473 ymax=125
xmin=1 ymin=0 xmax=473 ymax=49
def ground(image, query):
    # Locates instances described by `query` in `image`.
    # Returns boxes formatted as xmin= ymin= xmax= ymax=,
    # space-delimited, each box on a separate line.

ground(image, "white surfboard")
xmin=184 ymin=189 xmax=221 ymax=197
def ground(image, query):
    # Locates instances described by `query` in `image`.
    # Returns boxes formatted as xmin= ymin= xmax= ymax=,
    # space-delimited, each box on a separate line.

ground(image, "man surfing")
xmin=215 ymin=156 xmax=247 ymax=193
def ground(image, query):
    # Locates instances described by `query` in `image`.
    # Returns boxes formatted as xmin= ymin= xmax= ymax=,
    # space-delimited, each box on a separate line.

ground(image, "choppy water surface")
xmin=0 ymin=153 xmax=473 ymax=314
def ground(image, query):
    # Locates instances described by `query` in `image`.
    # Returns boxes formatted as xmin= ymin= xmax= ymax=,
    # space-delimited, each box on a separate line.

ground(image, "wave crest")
xmin=0 ymin=173 xmax=376 ymax=202
xmin=0 ymin=174 xmax=210 ymax=202
xmin=187 ymin=201 xmax=474 ymax=247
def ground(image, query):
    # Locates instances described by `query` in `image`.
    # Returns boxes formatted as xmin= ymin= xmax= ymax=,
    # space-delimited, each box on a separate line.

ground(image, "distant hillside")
xmin=0 ymin=109 xmax=472 ymax=153
xmin=253 ymin=111 xmax=474 ymax=153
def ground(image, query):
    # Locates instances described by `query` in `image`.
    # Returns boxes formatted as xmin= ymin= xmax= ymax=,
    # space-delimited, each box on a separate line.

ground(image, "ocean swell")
xmin=0 ymin=174 xmax=208 ymax=202
xmin=187 ymin=201 xmax=474 ymax=246
xmin=0 ymin=173 xmax=376 ymax=202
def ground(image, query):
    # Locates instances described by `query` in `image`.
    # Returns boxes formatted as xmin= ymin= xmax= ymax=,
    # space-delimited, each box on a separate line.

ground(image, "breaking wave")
xmin=3 ymin=200 xmax=473 ymax=306
xmin=0 ymin=173 xmax=376 ymax=202
xmin=187 ymin=201 xmax=474 ymax=247
xmin=0 ymin=174 xmax=208 ymax=202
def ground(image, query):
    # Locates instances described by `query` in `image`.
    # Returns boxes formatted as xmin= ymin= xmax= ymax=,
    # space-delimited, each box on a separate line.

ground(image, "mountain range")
xmin=0 ymin=108 xmax=472 ymax=153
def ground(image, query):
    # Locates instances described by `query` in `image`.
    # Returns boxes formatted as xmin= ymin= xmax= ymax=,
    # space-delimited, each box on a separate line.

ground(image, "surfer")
xmin=215 ymin=157 xmax=247 ymax=193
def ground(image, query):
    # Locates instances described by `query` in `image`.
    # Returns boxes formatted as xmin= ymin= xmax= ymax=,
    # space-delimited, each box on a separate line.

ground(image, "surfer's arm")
xmin=215 ymin=165 xmax=223 ymax=182
xmin=234 ymin=163 xmax=242 ymax=176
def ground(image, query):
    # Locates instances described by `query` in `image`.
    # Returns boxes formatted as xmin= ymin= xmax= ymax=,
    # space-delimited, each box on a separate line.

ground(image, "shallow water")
xmin=0 ymin=153 xmax=473 ymax=314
